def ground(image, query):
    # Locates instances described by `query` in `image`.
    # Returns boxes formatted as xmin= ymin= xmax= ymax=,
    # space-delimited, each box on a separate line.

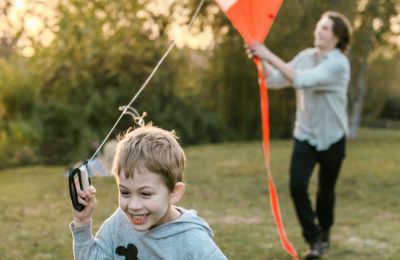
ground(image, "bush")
xmin=0 ymin=119 xmax=40 ymax=168
xmin=380 ymin=95 xmax=400 ymax=120
xmin=35 ymin=101 xmax=96 ymax=164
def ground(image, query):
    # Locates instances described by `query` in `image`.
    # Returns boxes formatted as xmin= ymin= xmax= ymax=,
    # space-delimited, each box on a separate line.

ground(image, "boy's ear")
xmin=169 ymin=182 xmax=185 ymax=204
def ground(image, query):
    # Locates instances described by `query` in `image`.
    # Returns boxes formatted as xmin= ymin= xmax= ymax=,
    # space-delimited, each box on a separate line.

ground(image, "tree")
xmin=348 ymin=0 xmax=399 ymax=137
xmin=0 ymin=0 xmax=55 ymax=166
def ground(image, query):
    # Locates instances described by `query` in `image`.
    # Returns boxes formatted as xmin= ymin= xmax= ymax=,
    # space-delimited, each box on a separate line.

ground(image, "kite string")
xmin=89 ymin=0 xmax=206 ymax=162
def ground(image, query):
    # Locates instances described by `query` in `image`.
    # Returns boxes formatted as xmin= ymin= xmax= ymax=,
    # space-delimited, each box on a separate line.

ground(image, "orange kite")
xmin=214 ymin=1 xmax=298 ymax=258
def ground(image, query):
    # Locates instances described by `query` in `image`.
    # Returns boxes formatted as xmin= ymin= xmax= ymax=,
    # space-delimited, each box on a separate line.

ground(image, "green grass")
xmin=0 ymin=128 xmax=399 ymax=259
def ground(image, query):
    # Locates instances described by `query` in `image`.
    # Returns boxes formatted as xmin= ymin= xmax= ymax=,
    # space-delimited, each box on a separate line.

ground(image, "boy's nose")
xmin=128 ymin=198 xmax=143 ymax=211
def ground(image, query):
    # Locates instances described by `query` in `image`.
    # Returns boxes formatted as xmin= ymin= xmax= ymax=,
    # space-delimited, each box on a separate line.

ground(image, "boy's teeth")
xmin=132 ymin=214 xmax=147 ymax=218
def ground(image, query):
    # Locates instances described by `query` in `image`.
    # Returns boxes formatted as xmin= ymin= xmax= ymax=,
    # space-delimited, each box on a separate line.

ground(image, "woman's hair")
xmin=323 ymin=11 xmax=352 ymax=52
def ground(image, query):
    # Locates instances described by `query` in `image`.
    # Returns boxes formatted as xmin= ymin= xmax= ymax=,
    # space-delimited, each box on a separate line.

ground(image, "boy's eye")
xmin=141 ymin=192 xmax=152 ymax=197
xmin=120 ymin=191 xmax=130 ymax=196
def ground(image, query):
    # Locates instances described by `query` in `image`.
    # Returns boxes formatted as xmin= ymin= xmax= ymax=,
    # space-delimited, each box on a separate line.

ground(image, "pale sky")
xmin=4 ymin=0 xmax=219 ymax=57
xmin=3 ymin=0 xmax=58 ymax=56
xmin=4 ymin=0 xmax=400 ymax=57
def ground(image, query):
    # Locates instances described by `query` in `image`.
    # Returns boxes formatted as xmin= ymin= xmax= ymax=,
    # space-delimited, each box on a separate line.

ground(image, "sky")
xmin=3 ymin=0 xmax=400 ymax=57
xmin=3 ymin=0 xmax=218 ymax=57
xmin=1 ymin=0 xmax=58 ymax=56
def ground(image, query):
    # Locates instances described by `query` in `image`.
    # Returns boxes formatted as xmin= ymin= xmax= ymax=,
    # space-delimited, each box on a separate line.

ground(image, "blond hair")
xmin=112 ymin=124 xmax=186 ymax=191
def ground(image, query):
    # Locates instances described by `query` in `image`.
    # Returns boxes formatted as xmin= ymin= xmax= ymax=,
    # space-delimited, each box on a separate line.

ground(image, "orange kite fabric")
xmin=214 ymin=0 xmax=298 ymax=259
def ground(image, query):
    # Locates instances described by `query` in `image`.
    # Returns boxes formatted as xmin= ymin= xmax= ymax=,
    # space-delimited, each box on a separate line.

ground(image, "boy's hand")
xmin=72 ymin=184 xmax=97 ymax=227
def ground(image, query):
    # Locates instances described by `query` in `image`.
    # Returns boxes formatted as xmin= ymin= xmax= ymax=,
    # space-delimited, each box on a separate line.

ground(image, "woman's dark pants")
xmin=289 ymin=137 xmax=346 ymax=244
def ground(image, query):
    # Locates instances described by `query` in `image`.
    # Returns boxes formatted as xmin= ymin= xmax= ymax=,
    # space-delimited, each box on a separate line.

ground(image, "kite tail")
xmin=254 ymin=58 xmax=299 ymax=260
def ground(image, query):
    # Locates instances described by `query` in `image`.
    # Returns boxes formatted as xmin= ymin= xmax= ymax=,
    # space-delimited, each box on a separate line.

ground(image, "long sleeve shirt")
xmin=266 ymin=48 xmax=351 ymax=151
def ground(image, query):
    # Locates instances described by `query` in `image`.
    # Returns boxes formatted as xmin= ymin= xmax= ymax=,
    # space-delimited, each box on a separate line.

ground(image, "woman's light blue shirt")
xmin=267 ymin=48 xmax=351 ymax=151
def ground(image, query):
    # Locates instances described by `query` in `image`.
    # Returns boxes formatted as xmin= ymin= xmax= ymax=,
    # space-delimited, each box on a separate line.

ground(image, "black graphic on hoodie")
xmin=116 ymin=244 xmax=140 ymax=260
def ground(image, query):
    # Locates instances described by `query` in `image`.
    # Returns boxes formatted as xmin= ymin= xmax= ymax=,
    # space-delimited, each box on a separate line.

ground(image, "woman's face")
xmin=314 ymin=16 xmax=339 ymax=51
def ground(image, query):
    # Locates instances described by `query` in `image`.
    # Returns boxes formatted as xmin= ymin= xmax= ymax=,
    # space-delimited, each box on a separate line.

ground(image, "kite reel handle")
xmin=68 ymin=164 xmax=91 ymax=212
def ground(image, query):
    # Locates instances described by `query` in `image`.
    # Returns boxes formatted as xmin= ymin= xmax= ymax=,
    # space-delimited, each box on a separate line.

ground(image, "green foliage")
xmin=0 ymin=118 xmax=39 ymax=167
xmin=207 ymin=32 xmax=261 ymax=140
xmin=0 ymin=56 xmax=42 ymax=167
xmin=380 ymin=96 xmax=400 ymax=120
xmin=33 ymin=101 xmax=91 ymax=164
xmin=362 ymin=49 xmax=400 ymax=120
xmin=348 ymin=0 xmax=399 ymax=112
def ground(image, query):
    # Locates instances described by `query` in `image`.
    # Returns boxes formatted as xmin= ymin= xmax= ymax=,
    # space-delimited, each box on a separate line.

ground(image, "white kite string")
xmin=89 ymin=0 xmax=207 ymax=161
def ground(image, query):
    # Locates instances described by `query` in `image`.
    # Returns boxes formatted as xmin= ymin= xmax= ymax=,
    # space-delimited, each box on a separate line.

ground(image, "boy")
xmin=70 ymin=124 xmax=227 ymax=259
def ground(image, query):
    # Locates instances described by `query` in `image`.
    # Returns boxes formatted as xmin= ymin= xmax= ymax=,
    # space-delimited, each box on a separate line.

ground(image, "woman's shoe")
xmin=304 ymin=240 xmax=324 ymax=260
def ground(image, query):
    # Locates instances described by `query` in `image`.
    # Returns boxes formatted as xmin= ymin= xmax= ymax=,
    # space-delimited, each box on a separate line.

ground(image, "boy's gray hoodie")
xmin=70 ymin=207 xmax=227 ymax=260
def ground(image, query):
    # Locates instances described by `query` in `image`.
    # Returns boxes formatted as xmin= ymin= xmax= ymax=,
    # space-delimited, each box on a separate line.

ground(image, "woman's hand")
xmin=247 ymin=43 xmax=295 ymax=83
xmin=245 ymin=43 xmax=271 ymax=78
xmin=246 ymin=43 xmax=272 ymax=61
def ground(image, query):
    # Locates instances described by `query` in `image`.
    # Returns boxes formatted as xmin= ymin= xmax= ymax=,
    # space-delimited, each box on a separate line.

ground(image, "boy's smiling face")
xmin=117 ymin=168 xmax=182 ymax=231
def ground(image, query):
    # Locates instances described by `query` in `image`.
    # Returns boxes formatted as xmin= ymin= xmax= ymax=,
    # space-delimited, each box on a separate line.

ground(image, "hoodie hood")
xmin=144 ymin=207 xmax=214 ymax=239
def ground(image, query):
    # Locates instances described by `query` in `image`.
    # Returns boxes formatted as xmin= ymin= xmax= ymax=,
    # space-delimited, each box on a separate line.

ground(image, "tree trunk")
xmin=348 ymin=34 xmax=371 ymax=138
xmin=348 ymin=68 xmax=366 ymax=138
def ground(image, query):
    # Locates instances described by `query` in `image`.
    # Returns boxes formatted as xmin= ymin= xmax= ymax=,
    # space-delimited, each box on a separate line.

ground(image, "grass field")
xmin=0 ymin=128 xmax=399 ymax=259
